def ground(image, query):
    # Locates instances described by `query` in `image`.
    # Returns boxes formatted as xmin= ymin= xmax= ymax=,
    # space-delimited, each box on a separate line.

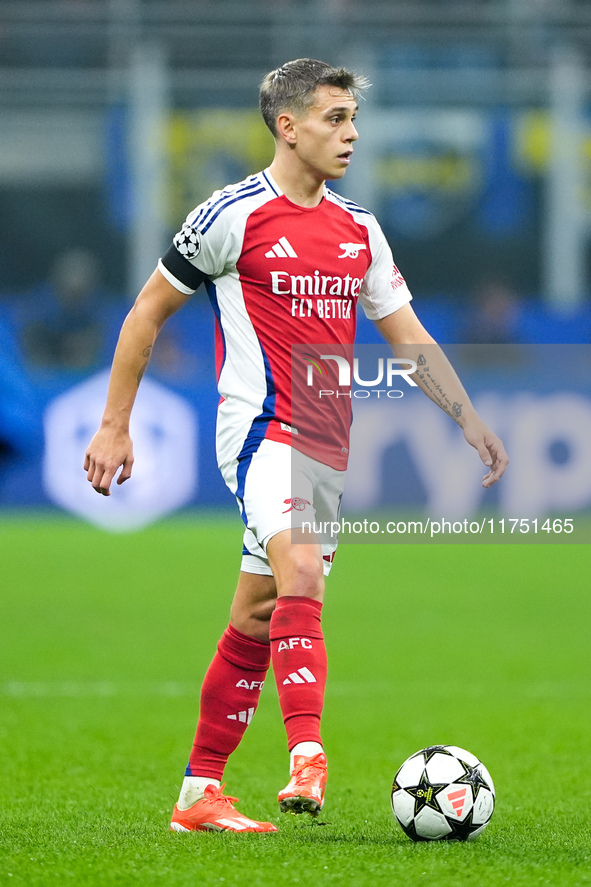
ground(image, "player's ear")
xmin=276 ymin=112 xmax=297 ymax=146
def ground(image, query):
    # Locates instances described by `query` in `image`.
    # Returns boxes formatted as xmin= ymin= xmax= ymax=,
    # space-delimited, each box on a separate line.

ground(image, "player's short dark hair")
xmin=259 ymin=58 xmax=370 ymax=137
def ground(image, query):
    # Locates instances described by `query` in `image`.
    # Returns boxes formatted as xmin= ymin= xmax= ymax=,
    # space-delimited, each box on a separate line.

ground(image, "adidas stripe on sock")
xmin=269 ymin=596 xmax=327 ymax=750
xmin=187 ymin=624 xmax=270 ymax=781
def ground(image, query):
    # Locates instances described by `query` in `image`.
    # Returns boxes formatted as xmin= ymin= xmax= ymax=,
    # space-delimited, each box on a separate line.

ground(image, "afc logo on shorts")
xmin=282 ymin=497 xmax=311 ymax=513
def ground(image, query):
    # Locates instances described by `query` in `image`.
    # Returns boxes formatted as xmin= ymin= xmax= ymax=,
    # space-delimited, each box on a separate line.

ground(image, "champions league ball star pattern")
xmin=173 ymin=223 xmax=201 ymax=259
xmin=391 ymin=745 xmax=495 ymax=841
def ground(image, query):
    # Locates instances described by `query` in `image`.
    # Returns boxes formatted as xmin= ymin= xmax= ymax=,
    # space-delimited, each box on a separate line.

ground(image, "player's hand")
xmin=83 ymin=427 xmax=134 ymax=496
xmin=462 ymin=419 xmax=509 ymax=488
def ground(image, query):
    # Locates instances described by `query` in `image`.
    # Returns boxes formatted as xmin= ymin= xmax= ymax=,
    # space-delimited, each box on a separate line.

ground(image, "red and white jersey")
xmin=159 ymin=169 xmax=412 ymax=477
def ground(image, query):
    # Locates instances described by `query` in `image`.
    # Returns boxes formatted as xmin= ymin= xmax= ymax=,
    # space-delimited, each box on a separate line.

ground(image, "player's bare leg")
xmin=266 ymin=528 xmax=325 ymax=602
xmin=230 ymin=571 xmax=277 ymax=642
xmin=172 ymin=571 xmax=278 ymax=833
xmin=266 ymin=530 xmax=329 ymax=816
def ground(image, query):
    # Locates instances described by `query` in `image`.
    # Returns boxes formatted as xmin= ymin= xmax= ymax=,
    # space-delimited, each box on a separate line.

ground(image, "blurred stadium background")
xmin=1 ymin=0 xmax=591 ymax=528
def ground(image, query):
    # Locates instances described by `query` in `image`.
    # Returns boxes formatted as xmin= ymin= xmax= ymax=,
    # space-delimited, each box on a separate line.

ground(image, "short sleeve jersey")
xmin=159 ymin=168 xmax=412 ymax=471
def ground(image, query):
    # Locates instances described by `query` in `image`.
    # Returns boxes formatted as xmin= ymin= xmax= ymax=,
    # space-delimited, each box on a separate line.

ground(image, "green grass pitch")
xmin=0 ymin=514 xmax=589 ymax=886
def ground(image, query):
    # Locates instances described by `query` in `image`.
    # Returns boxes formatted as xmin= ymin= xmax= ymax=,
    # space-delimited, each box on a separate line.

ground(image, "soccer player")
xmin=84 ymin=59 xmax=508 ymax=833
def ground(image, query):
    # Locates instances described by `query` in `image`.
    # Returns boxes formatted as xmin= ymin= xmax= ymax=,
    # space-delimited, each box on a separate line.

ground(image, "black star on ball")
xmin=457 ymin=763 xmax=490 ymax=801
xmin=421 ymin=745 xmax=449 ymax=764
xmin=406 ymin=771 xmax=448 ymax=817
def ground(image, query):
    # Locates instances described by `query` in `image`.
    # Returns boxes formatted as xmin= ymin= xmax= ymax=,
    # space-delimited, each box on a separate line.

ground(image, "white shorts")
xmin=219 ymin=439 xmax=346 ymax=577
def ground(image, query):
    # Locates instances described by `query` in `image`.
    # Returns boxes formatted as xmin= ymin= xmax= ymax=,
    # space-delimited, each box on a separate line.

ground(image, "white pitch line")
xmin=1 ymin=681 xmax=199 ymax=698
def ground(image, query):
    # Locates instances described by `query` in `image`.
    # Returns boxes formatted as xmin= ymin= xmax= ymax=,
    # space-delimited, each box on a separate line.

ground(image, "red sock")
xmin=187 ymin=624 xmax=270 ymax=780
xmin=269 ymin=596 xmax=327 ymax=750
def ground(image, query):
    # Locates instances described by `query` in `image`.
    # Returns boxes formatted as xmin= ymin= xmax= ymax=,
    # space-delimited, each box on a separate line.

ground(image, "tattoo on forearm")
xmin=412 ymin=354 xmax=462 ymax=422
xmin=136 ymin=345 xmax=153 ymax=386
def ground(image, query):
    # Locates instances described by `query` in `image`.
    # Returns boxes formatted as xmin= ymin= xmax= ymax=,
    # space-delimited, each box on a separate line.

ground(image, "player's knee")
xmin=280 ymin=555 xmax=324 ymax=599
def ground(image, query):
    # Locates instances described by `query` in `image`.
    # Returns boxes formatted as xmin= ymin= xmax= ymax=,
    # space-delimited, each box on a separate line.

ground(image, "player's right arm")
xmin=358 ymin=217 xmax=508 ymax=488
xmin=84 ymin=268 xmax=192 ymax=496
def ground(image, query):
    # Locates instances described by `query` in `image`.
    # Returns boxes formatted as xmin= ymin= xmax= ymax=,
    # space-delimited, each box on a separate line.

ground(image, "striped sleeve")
xmin=159 ymin=176 xmax=268 ymax=294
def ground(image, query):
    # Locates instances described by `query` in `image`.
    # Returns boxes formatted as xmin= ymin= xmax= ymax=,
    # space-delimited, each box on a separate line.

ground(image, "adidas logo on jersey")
xmin=227 ymin=708 xmax=255 ymax=724
xmin=265 ymin=237 xmax=298 ymax=258
xmin=282 ymin=667 xmax=317 ymax=685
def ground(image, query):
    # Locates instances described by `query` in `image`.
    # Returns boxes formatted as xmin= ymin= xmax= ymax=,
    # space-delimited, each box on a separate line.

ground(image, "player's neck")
xmin=268 ymin=158 xmax=325 ymax=208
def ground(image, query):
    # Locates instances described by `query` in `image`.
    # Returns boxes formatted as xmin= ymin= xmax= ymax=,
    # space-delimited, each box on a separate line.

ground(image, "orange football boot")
xmin=278 ymin=752 xmax=327 ymax=816
xmin=170 ymin=784 xmax=277 ymax=833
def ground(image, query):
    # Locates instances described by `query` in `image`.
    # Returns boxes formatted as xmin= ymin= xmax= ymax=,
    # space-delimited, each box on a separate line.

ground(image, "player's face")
xmin=291 ymin=86 xmax=359 ymax=181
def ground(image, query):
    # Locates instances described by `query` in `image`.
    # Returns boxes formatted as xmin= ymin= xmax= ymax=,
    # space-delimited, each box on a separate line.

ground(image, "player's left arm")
xmin=375 ymin=303 xmax=509 ymax=488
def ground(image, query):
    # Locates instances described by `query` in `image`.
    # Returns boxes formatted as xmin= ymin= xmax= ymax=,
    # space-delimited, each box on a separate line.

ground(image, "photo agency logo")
xmin=302 ymin=353 xmax=418 ymax=399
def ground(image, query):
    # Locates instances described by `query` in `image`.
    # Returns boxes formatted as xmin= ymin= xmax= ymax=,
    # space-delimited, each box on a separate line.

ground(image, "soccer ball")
xmin=391 ymin=745 xmax=495 ymax=841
